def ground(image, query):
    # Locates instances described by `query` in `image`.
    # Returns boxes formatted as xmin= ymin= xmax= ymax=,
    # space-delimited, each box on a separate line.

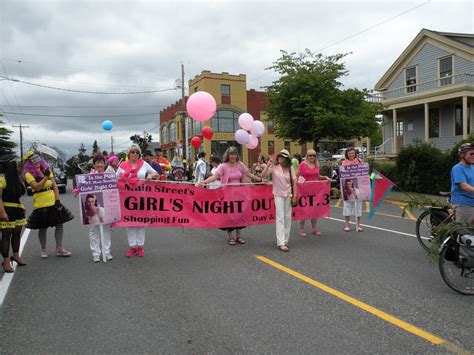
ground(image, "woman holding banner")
xmin=116 ymin=145 xmax=159 ymax=257
xmin=297 ymin=149 xmax=331 ymax=237
xmin=260 ymin=149 xmax=297 ymax=252
xmin=342 ymin=148 xmax=363 ymax=232
xmin=200 ymin=146 xmax=262 ymax=245
xmin=23 ymin=151 xmax=74 ymax=258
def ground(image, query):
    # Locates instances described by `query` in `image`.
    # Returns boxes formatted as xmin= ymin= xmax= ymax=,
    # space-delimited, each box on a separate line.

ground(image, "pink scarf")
xmin=118 ymin=159 xmax=144 ymax=189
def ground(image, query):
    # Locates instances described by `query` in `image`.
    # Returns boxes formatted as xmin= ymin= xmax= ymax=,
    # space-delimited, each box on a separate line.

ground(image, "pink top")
xmin=268 ymin=164 xmax=296 ymax=197
xmin=342 ymin=158 xmax=363 ymax=166
xmin=298 ymin=162 xmax=320 ymax=181
xmin=215 ymin=162 xmax=249 ymax=185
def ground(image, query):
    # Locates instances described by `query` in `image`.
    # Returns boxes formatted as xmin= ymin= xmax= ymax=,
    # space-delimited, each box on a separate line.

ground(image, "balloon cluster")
xmin=234 ymin=113 xmax=265 ymax=149
xmin=186 ymin=91 xmax=217 ymax=149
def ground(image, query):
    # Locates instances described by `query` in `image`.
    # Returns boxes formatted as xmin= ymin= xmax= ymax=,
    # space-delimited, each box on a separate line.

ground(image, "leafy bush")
xmin=370 ymin=160 xmax=398 ymax=183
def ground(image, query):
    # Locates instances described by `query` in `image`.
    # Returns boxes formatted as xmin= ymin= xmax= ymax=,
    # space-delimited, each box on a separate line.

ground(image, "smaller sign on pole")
xmin=339 ymin=163 xmax=371 ymax=201
xmin=76 ymin=172 xmax=121 ymax=262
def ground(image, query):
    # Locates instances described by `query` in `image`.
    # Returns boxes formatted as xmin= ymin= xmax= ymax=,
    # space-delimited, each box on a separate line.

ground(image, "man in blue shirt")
xmin=451 ymin=143 xmax=474 ymax=225
xmin=143 ymin=150 xmax=163 ymax=177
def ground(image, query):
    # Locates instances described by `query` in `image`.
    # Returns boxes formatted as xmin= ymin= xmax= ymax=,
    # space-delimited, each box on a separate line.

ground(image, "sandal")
xmin=357 ymin=226 xmax=364 ymax=232
xmin=278 ymin=245 xmax=289 ymax=252
xmin=344 ymin=226 xmax=350 ymax=232
xmin=299 ymin=230 xmax=307 ymax=237
xmin=228 ymin=238 xmax=236 ymax=245
xmin=312 ymin=229 xmax=322 ymax=236
xmin=236 ymin=237 xmax=246 ymax=244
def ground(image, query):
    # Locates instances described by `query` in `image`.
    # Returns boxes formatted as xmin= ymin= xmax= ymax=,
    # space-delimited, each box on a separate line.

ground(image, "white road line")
xmin=0 ymin=228 xmax=31 ymax=307
xmin=326 ymin=217 xmax=417 ymax=238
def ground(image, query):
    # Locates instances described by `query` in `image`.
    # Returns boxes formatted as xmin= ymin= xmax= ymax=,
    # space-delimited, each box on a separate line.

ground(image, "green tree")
xmin=0 ymin=119 xmax=16 ymax=154
xmin=130 ymin=133 xmax=152 ymax=152
xmin=65 ymin=143 xmax=90 ymax=177
xmin=266 ymin=50 xmax=382 ymax=147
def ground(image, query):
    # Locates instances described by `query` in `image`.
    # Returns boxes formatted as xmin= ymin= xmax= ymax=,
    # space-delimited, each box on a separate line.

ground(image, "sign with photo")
xmin=339 ymin=163 xmax=371 ymax=201
xmin=75 ymin=173 xmax=121 ymax=225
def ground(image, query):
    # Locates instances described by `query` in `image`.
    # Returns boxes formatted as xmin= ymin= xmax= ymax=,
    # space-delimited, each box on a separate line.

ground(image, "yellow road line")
xmin=401 ymin=206 xmax=417 ymax=221
xmin=365 ymin=201 xmax=370 ymax=213
xmin=335 ymin=198 xmax=342 ymax=208
xmin=256 ymin=256 xmax=470 ymax=354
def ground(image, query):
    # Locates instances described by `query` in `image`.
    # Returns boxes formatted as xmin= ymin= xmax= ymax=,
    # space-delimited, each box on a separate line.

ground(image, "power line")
xmin=1 ymin=111 xmax=160 ymax=118
xmin=0 ymin=76 xmax=177 ymax=95
xmin=316 ymin=0 xmax=431 ymax=52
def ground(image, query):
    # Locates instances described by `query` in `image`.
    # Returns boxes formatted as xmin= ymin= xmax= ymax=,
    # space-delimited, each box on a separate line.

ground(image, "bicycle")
xmin=415 ymin=192 xmax=455 ymax=251
xmin=438 ymin=227 xmax=474 ymax=295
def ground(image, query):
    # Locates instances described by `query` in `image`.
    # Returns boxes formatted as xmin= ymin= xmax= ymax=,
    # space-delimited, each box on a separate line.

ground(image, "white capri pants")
xmin=343 ymin=200 xmax=362 ymax=217
xmin=274 ymin=195 xmax=292 ymax=247
xmin=89 ymin=223 xmax=112 ymax=257
xmin=127 ymin=227 xmax=146 ymax=247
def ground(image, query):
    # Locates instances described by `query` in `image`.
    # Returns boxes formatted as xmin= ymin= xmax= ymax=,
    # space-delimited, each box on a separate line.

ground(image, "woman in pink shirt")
xmin=261 ymin=149 xmax=297 ymax=252
xmin=341 ymin=148 xmax=363 ymax=232
xmin=297 ymin=149 xmax=331 ymax=237
xmin=201 ymin=146 xmax=262 ymax=245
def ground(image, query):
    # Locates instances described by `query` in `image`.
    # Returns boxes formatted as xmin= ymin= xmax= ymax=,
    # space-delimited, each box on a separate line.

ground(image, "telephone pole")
xmin=12 ymin=124 xmax=29 ymax=160
xmin=181 ymin=62 xmax=187 ymax=160
xmin=110 ymin=135 xmax=114 ymax=153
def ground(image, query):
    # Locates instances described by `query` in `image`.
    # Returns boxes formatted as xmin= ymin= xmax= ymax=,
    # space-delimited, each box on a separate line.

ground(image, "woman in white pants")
xmin=116 ymin=145 xmax=159 ymax=257
xmin=261 ymin=149 xmax=297 ymax=252
xmin=341 ymin=148 xmax=364 ymax=232
xmin=86 ymin=154 xmax=113 ymax=262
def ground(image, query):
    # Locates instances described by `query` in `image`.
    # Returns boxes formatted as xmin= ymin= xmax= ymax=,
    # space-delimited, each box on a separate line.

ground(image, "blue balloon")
xmin=102 ymin=120 xmax=113 ymax=131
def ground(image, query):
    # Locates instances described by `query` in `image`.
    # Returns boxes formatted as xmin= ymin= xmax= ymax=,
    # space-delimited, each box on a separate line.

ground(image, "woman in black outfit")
xmin=0 ymin=152 xmax=27 ymax=273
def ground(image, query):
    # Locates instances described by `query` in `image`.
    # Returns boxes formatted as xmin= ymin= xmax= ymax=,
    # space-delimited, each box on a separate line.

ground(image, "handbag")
xmin=289 ymin=167 xmax=298 ymax=207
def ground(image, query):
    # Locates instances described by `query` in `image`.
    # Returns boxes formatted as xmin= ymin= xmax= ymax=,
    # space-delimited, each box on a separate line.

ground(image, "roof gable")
xmin=375 ymin=29 xmax=474 ymax=91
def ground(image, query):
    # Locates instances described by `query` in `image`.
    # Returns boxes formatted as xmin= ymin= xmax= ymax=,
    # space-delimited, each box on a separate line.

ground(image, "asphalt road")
xmin=0 ymin=187 xmax=473 ymax=354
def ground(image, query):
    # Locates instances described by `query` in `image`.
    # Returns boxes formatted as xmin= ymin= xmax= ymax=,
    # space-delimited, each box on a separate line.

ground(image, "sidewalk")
xmin=384 ymin=190 xmax=448 ymax=205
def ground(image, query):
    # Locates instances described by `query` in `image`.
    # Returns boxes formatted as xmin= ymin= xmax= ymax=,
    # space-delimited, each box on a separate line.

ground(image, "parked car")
xmin=332 ymin=148 xmax=347 ymax=161
xmin=25 ymin=143 xmax=67 ymax=195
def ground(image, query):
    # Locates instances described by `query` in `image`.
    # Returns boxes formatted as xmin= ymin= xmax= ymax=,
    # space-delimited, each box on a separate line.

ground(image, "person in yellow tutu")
xmin=22 ymin=151 xmax=74 ymax=259
xmin=0 ymin=152 xmax=27 ymax=273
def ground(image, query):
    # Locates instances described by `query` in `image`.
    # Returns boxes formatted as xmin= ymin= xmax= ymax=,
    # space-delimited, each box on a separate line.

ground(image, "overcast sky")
xmin=0 ymin=0 xmax=472 ymax=158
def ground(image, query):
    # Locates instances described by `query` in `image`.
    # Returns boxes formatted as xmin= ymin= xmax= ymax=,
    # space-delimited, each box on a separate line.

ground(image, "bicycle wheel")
xmin=415 ymin=210 xmax=436 ymax=251
xmin=439 ymin=241 xmax=474 ymax=295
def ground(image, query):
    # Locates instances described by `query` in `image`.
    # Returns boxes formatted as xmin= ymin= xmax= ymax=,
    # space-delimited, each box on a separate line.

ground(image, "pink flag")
xmin=368 ymin=169 xmax=395 ymax=220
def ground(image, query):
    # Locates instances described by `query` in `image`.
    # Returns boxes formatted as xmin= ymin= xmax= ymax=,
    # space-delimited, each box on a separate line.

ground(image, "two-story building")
xmin=374 ymin=29 xmax=474 ymax=155
xmin=159 ymin=71 xmax=317 ymax=167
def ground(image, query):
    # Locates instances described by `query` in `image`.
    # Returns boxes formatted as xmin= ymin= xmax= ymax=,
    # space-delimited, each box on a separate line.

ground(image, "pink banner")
xmin=114 ymin=181 xmax=330 ymax=228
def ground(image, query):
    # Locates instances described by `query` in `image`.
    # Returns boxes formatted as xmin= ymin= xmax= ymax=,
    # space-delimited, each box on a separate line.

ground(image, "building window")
xmin=193 ymin=120 xmax=202 ymax=136
xmin=161 ymin=126 xmax=168 ymax=144
xmin=221 ymin=84 xmax=230 ymax=96
xmin=405 ymin=66 xmax=417 ymax=93
xmin=396 ymin=121 xmax=403 ymax=137
xmin=429 ymin=108 xmax=440 ymax=138
xmin=267 ymin=118 xmax=274 ymax=134
xmin=453 ymin=104 xmax=472 ymax=136
xmin=284 ymin=141 xmax=291 ymax=152
xmin=268 ymin=140 xmax=275 ymax=155
xmin=169 ymin=122 xmax=176 ymax=142
xmin=439 ymin=56 xmax=453 ymax=86
xmin=211 ymin=110 xmax=239 ymax=133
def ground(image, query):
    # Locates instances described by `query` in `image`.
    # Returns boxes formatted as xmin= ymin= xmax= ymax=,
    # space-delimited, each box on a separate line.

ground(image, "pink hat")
xmin=107 ymin=155 xmax=118 ymax=164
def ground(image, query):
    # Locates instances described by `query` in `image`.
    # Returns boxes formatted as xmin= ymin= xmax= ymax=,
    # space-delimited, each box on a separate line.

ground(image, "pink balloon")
xmin=250 ymin=120 xmax=265 ymax=137
xmin=245 ymin=135 xmax=259 ymax=149
xmin=234 ymin=129 xmax=250 ymax=145
xmin=238 ymin=113 xmax=254 ymax=131
xmin=186 ymin=91 xmax=217 ymax=122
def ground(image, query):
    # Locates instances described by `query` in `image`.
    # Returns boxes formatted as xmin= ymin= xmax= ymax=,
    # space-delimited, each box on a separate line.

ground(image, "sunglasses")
xmin=130 ymin=151 xmax=140 ymax=155
xmin=307 ymin=154 xmax=316 ymax=157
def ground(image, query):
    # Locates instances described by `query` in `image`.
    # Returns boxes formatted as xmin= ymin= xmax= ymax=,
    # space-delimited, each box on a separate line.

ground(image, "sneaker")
xmin=40 ymin=249 xmax=48 ymax=259
xmin=55 ymin=247 xmax=72 ymax=257
xmin=136 ymin=247 xmax=145 ymax=257
xmin=312 ymin=229 xmax=322 ymax=236
xmin=92 ymin=255 xmax=100 ymax=263
xmin=106 ymin=254 xmax=113 ymax=261
xmin=127 ymin=247 xmax=137 ymax=258
xmin=299 ymin=230 xmax=307 ymax=237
